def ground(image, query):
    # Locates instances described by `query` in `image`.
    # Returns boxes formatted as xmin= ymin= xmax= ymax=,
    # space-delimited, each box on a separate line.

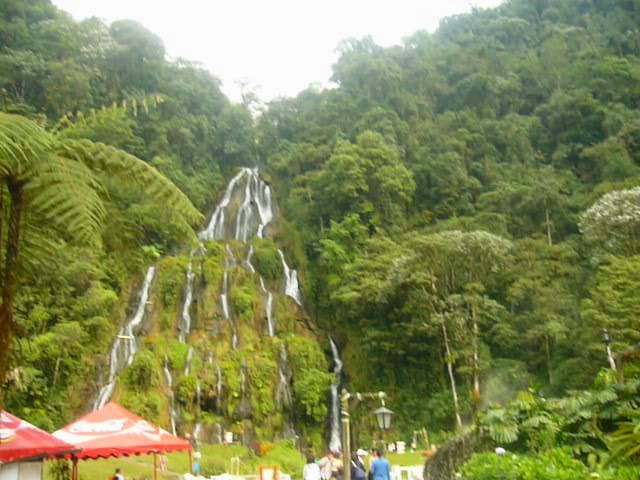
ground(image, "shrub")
xmin=253 ymin=238 xmax=282 ymax=281
xmin=124 ymin=350 xmax=160 ymax=391
xmin=460 ymin=449 xmax=590 ymax=480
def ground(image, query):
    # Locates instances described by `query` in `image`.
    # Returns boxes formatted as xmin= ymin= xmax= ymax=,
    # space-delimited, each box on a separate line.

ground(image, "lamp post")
xmin=603 ymin=328 xmax=617 ymax=370
xmin=341 ymin=390 xmax=393 ymax=480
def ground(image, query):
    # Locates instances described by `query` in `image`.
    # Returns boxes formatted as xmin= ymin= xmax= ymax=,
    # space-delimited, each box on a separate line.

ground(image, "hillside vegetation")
xmin=1 ymin=0 xmax=640 ymax=477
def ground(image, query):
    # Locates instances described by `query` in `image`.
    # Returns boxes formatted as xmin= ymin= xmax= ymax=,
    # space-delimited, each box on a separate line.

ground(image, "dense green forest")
xmin=2 ymin=0 xmax=640 ymax=477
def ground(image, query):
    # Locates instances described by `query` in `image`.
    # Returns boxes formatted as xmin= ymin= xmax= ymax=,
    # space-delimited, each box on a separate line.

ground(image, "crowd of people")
xmin=304 ymin=448 xmax=391 ymax=480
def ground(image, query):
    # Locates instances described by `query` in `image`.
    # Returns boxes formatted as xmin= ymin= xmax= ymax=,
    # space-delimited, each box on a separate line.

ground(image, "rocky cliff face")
xmin=92 ymin=168 xmax=332 ymax=450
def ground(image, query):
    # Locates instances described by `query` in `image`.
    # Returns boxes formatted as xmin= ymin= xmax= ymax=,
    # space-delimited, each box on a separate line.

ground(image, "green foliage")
xmin=460 ymin=449 xmax=590 ymax=480
xmin=120 ymin=391 xmax=163 ymax=424
xmin=7 ymin=0 xmax=640 ymax=457
xmin=124 ymin=350 xmax=160 ymax=391
xmin=167 ymin=340 xmax=190 ymax=372
xmin=176 ymin=374 xmax=198 ymax=405
xmin=157 ymin=255 xmax=188 ymax=308
xmin=287 ymin=336 xmax=332 ymax=422
xmin=252 ymin=238 xmax=282 ymax=281
xmin=230 ymin=284 xmax=255 ymax=320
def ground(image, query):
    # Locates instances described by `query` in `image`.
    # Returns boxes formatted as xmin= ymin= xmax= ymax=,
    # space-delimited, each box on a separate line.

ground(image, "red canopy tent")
xmin=0 ymin=411 xmax=77 ymax=464
xmin=53 ymin=402 xmax=191 ymax=480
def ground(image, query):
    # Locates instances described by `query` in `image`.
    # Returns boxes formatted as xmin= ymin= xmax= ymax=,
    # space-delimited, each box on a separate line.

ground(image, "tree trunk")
xmin=545 ymin=207 xmax=552 ymax=247
xmin=545 ymin=334 xmax=553 ymax=384
xmin=0 ymin=179 xmax=24 ymax=402
xmin=442 ymin=324 xmax=462 ymax=429
xmin=0 ymin=183 xmax=4 ymax=282
xmin=471 ymin=302 xmax=481 ymax=413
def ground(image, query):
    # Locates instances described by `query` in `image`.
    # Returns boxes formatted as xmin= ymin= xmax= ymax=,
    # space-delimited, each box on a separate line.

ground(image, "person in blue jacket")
xmin=370 ymin=449 xmax=390 ymax=480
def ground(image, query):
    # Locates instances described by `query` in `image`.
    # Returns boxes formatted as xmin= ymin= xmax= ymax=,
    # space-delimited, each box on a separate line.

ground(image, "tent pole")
xmin=153 ymin=453 xmax=158 ymax=480
xmin=72 ymin=457 xmax=78 ymax=480
xmin=188 ymin=449 xmax=193 ymax=474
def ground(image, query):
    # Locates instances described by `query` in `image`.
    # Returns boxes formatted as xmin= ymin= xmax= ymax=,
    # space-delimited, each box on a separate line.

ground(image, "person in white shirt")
xmin=304 ymin=453 xmax=322 ymax=480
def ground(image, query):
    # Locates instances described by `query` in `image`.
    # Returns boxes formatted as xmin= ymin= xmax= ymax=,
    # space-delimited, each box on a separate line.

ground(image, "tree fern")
xmin=0 ymin=111 xmax=201 ymax=398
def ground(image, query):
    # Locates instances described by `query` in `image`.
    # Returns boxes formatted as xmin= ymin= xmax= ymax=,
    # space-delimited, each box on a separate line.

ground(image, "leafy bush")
xmin=460 ymin=449 xmax=590 ymax=480
xmin=230 ymin=285 xmax=254 ymax=319
xmin=120 ymin=391 xmax=163 ymax=423
xmin=157 ymin=255 xmax=187 ymax=308
xmin=600 ymin=464 xmax=640 ymax=480
xmin=287 ymin=336 xmax=333 ymax=422
xmin=167 ymin=340 xmax=190 ymax=371
xmin=124 ymin=350 xmax=160 ymax=390
xmin=177 ymin=374 xmax=198 ymax=405
xmin=253 ymin=238 xmax=282 ymax=281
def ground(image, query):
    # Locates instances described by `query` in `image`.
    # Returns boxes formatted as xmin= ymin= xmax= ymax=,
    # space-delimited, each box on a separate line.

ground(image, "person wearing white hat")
xmin=351 ymin=449 xmax=367 ymax=480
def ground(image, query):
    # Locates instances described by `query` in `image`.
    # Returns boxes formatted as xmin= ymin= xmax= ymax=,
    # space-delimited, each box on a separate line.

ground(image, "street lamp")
xmin=602 ymin=328 xmax=617 ymax=370
xmin=373 ymin=406 xmax=394 ymax=430
xmin=341 ymin=390 xmax=392 ymax=480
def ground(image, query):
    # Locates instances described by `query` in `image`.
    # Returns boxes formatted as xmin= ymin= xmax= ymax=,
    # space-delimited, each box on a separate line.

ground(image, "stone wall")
xmin=423 ymin=430 xmax=489 ymax=480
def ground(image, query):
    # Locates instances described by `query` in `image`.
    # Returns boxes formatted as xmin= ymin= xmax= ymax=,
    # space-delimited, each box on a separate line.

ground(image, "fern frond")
xmin=0 ymin=112 xmax=54 ymax=176
xmin=60 ymin=139 xmax=202 ymax=227
xmin=25 ymin=154 xmax=105 ymax=244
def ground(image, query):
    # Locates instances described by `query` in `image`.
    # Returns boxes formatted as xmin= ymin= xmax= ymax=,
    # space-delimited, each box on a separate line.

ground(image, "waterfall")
xmin=225 ymin=244 xmax=236 ymax=265
xmin=240 ymin=365 xmax=247 ymax=396
xmin=278 ymin=250 xmax=302 ymax=305
xmin=201 ymin=167 xmax=274 ymax=242
xmin=235 ymin=361 xmax=252 ymax=420
xmin=221 ymin=272 xmax=230 ymax=320
xmin=215 ymin=363 xmax=224 ymax=412
xmin=259 ymin=277 xmax=275 ymax=336
xmin=329 ymin=337 xmax=343 ymax=452
xmin=245 ymin=245 xmax=256 ymax=273
xmin=235 ymin=168 xmax=254 ymax=242
xmin=275 ymin=344 xmax=293 ymax=409
xmin=198 ymin=167 xmax=286 ymax=348
xmin=164 ymin=356 xmax=178 ymax=435
xmin=184 ymin=346 xmax=194 ymax=375
xmin=216 ymin=363 xmax=223 ymax=410
xmin=214 ymin=423 xmax=223 ymax=444
xmin=199 ymin=169 xmax=247 ymax=240
xmin=253 ymin=167 xmax=274 ymax=238
xmin=276 ymin=343 xmax=296 ymax=439
xmin=265 ymin=293 xmax=275 ymax=336
xmin=94 ymin=266 xmax=156 ymax=410
xmin=179 ymin=252 xmax=196 ymax=343
xmin=221 ymin=245 xmax=238 ymax=349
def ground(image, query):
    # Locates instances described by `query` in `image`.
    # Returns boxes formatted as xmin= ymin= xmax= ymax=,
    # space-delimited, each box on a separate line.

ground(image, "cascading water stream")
xmin=245 ymin=245 xmax=256 ymax=273
xmin=276 ymin=344 xmax=296 ymax=438
xmin=235 ymin=169 xmax=254 ymax=242
xmin=259 ymin=277 xmax=275 ymax=337
xmin=164 ymin=356 xmax=178 ymax=435
xmin=216 ymin=363 xmax=223 ymax=411
xmin=275 ymin=344 xmax=293 ymax=409
xmin=221 ymin=245 xmax=238 ymax=350
xmin=278 ymin=250 xmax=303 ymax=305
xmin=200 ymin=167 xmax=286 ymax=346
xmin=254 ymin=169 xmax=273 ymax=239
xmin=329 ymin=337 xmax=343 ymax=453
xmin=179 ymin=252 xmax=196 ymax=343
xmin=94 ymin=266 xmax=156 ymax=410
xmin=199 ymin=169 xmax=246 ymax=240
xmin=184 ymin=346 xmax=194 ymax=375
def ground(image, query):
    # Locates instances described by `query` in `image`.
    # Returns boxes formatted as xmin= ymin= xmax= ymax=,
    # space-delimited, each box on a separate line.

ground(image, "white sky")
xmin=53 ymin=0 xmax=504 ymax=102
